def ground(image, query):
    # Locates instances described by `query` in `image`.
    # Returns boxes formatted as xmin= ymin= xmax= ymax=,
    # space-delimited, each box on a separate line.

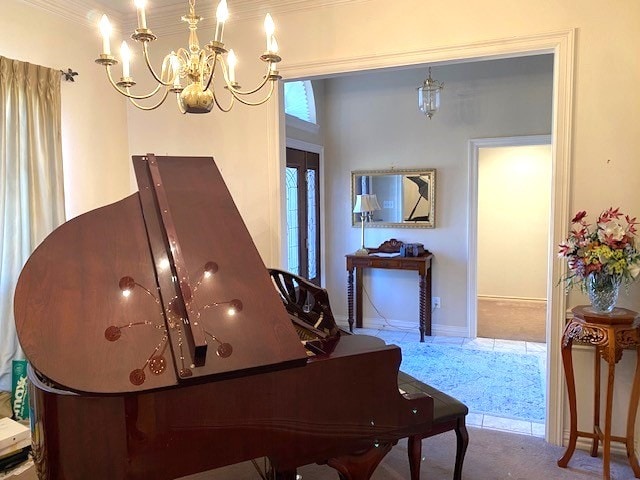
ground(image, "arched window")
xmin=284 ymin=80 xmax=317 ymax=130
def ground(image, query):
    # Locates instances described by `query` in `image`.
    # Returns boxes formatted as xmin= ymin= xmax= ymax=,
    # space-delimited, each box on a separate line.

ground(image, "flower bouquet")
xmin=558 ymin=208 xmax=640 ymax=312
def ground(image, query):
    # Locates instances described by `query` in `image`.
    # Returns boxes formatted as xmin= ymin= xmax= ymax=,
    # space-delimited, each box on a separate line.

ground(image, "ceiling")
xmin=23 ymin=0 xmax=351 ymax=35
xmin=102 ymin=0 xmax=183 ymax=14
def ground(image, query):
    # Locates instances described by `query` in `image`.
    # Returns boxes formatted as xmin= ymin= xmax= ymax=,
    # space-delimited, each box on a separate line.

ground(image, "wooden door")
xmin=285 ymin=148 xmax=320 ymax=284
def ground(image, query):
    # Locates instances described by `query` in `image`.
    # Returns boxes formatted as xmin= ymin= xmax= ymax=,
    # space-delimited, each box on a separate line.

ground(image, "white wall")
xmin=0 ymin=1 xmax=131 ymax=219
xmin=478 ymin=145 xmax=552 ymax=299
xmin=321 ymin=56 xmax=553 ymax=334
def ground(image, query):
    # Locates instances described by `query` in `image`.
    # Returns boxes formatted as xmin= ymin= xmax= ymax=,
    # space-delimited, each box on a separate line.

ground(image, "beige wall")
xmin=0 ymin=1 xmax=131 ymax=220
xmin=478 ymin=145 xmax=552 ymax=299
xmin=321 ymin=57 xmax=553 ymax=334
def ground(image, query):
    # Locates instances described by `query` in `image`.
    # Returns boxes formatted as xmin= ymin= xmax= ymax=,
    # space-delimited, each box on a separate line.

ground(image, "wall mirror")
xmin=351 ymin=169 xmax=436 ymax=228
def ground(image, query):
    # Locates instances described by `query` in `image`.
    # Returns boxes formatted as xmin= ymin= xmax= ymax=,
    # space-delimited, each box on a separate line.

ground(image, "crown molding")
xmin=20 ymin=0 xmax=369 ymax=36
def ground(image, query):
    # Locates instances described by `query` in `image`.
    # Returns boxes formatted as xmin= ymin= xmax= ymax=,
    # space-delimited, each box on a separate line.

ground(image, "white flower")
xmin=598 ymin=220 xmax=626 ymax=242
xmin=629 ymin=260 xmax=640 ymax=279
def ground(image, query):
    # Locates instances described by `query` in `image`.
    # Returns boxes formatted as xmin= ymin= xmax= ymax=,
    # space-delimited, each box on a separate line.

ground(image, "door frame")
xmin=285 ymin=138 xmax=326 ymax=286
xmin=467 ymin=134 xmax=552 ymax=339
xmin=272 ymin=30 xmax=574 ymax=445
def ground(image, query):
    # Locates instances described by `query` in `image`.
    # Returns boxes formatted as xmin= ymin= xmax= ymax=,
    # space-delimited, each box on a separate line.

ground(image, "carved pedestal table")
xmin=558 ymin=305 xmax=640 ymax=480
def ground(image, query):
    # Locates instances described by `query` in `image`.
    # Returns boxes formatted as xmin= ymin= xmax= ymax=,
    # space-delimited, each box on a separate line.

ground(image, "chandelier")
xmin=95 ymin=0 xmax=282 ymax=114
xmin=417 ymin=67 xmax=444 ymax=119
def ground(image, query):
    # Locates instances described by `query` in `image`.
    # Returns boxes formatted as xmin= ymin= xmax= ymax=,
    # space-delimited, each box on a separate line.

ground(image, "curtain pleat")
xmin=0 ymin=56 xmax=65 ymax=392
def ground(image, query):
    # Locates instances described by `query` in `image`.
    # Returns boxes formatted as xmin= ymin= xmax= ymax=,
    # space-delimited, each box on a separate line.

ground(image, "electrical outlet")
xmin=432 ymin=297 xmax=441 ymax=309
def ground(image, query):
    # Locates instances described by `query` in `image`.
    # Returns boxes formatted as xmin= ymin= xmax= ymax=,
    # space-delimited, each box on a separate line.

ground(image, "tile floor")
xmin=354 ymin=326 xmax=547 ymax=438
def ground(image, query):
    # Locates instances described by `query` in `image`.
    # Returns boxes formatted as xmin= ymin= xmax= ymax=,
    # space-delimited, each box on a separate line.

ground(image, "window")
xmin=284 ymin=80 xmax=318 ymax=132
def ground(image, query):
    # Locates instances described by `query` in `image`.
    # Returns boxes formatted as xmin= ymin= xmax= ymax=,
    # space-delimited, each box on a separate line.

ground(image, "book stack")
xmin=0 ymin=417 xmax=31 ymax=472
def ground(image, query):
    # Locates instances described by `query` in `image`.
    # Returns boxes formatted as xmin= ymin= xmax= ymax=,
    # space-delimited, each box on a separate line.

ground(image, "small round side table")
xmin=558 ymin=305 xmax=640 ymax=480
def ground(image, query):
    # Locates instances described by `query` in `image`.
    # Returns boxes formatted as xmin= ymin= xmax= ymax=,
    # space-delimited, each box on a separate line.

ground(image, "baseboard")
xmin=335 ymin=316 xmax=469 ymax=338
xmin=478 ymin=295 xmax=547 ymax=303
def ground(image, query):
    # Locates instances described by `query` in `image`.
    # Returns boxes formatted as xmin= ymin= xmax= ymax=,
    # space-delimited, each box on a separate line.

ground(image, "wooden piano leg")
xmin=273 ymin=469 xmax=298 ymax=480
xmin=453 ymin=419 xmax=469 ymax=480
xmin=408 ymin=435 xmax=421 ymax=480
xmin=327 ymin=443 xmax=393 ymax=480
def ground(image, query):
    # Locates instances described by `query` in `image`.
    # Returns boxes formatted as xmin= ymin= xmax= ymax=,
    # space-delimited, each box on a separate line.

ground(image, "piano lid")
xmin=14 ymin=155 xmax=308 ymax=394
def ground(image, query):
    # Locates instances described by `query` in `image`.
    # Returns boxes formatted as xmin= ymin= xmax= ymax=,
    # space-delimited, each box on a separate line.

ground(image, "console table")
xmin=558 ymin=305 xmax=640 ymax=480
xmin=345 ymin=240 xmax=433 ymax=342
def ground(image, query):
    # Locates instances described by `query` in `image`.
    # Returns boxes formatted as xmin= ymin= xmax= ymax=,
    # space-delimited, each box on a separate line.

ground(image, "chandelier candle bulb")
xmin=215 ymin=0 xmax=229 ymax=43
xmin=134 ymin=0 xmax=148 ymax=30
xmin=121 ymin=42 xmax=131 ymax=78
xmin=227 ymin=50 xmax=237 ymax=84
xmin=271 ymin=37 xmax=278 ymax=54
xmin=99 ymin=15 xmax=112 ymax=55
xmin=264 ymin=14 xmax=275 ymax=51
xmin=170 ymin=54 xmax=181 ymax=88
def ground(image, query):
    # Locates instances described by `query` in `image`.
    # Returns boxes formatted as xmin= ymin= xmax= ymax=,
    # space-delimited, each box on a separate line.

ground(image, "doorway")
xmin=285 ymin=147 xmax=321 ymax=284
xmin=468 ymin=136 xmax=552 ymax=341
xmin=476 ymin=140 xmax=552 ymax=343
xmin=276 ymin=31 xmax=574 ymax=444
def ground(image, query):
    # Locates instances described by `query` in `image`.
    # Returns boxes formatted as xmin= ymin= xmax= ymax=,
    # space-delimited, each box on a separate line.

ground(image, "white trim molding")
xmin=20 ymin=0 xmax=371 ymax=36
xmin=276 ymin=29 xmax=575 ymax=447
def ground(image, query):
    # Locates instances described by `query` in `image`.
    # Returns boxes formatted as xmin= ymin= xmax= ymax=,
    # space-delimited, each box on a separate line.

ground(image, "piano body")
xmin=14 ymin=155 xmax=433 ymax=480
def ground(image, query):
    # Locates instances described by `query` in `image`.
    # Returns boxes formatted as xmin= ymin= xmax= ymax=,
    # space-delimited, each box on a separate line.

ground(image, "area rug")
xmin=398 ymin=342 xmax=545 ymax=422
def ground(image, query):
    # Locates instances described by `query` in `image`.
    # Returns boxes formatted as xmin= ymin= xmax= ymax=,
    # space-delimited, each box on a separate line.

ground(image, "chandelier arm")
xmin=227 ymin=81 xmax=275 ymax=106
xmin=141 ymin=43 xmax=176 ymax=87
xmin=212 ymin=89 xmax=234 ymax=112
xmin=203 ymin=53 xmax=220 ymax=93
xmin=105 ymin=67 xmax=164 ymax=100
xmin=128 ymin=88 xmax=171 ymax=111
xmin=226 ymin=67 xmax=273 ymax=96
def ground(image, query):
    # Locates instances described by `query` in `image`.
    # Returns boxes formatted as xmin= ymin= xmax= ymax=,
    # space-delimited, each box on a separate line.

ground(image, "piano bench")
xmin=398 ymin=371 xmax=469 ymax=480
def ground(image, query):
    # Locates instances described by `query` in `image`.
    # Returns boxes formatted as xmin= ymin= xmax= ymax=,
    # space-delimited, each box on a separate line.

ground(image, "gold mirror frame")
xmin=351 ymin=169 xmax=436 ymax=229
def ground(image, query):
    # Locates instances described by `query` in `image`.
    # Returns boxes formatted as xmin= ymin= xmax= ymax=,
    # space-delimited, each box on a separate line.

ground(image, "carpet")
xmin=10 ymin=428 xmax=637 ymax=480
xmin=398 ymin=342 xmax=545 ymax=422
xmin=477 ymin=297 xmax=546 ymax=343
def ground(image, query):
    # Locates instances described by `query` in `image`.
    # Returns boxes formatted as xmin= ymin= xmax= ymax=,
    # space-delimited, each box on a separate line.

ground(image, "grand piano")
xmin=13 ymin=155 xmax=434 ymax=480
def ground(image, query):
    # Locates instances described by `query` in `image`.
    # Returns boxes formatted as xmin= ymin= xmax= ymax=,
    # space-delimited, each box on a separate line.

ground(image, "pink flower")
xmin=571 ymin=211 xmax=587 ymax=223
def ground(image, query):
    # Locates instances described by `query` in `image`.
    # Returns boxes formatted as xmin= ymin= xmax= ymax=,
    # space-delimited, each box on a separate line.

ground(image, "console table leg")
xmin=558 ymin=333 xmax=577 ymax=468
xmin=355 ymin=267 xmax=363 ymax=329
xmin=602 ymin=342 xmax=617 ymax=480
xmin=425 ymin=266 xmax=432 ymax=337
xmin=591 ymin=347 xmax=601 ymax=457
xmin=627 ymin=346 xmax=640 ymax=477
xmin=347 ymin=269 xmax=354 ymax=333
xmin=419 ymin=275 xmax=426 ymax=342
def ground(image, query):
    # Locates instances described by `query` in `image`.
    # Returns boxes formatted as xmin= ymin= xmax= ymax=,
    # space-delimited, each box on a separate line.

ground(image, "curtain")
xmin=0 ymin=56 xmax=65 ymax=392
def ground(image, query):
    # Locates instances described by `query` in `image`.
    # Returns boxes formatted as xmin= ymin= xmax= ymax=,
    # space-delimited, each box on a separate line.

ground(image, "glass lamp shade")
xmin=418 ymin=68 xmax=443 ymax=119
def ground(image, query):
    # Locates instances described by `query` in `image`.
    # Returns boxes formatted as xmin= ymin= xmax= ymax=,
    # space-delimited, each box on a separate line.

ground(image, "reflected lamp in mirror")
xmin=352 ymin=194 xmax=381 ymax=256
xmin=352 ymin=169 xmax=436 ymax=229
